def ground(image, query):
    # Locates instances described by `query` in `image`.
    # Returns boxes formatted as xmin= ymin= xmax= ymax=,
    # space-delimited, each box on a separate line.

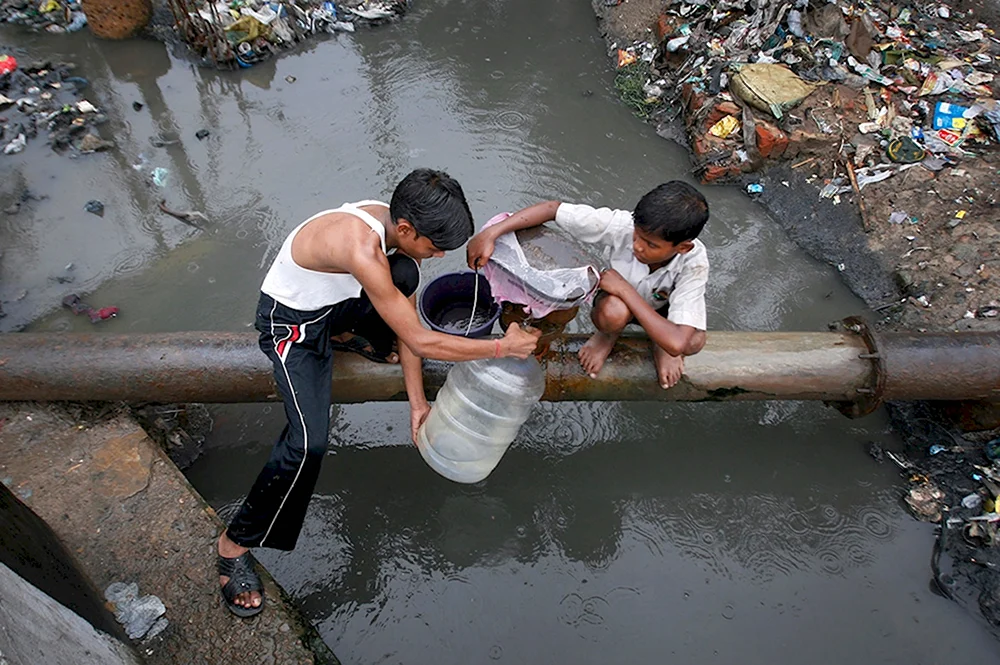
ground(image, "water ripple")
xmin=629 ymin=493 xmax=898 ymax=582
xmin=518 ymin=402 xmax=621 ymax=457
xmin=110 ymin=248 xmax=147 ymax=277
xmin=494 ymin=110 xmax=527 ymax=130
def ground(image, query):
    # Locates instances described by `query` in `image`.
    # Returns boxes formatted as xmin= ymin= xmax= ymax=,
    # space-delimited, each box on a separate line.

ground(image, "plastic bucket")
xmin=419 ymin=272 xmax=500 ymax=338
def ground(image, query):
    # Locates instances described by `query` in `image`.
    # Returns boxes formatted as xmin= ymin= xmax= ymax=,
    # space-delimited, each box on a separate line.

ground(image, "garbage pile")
xmin=876 ymin=408 xmax=1000 ymax=626
xmin=165 ymin=0 xmax=409 ymax=67
xmin=0 ymin=0 xmax=88 ymax=33
xmin=616 ymin=0 xmax=1000 ymax=187
xmin=0 ymin=57 xmax=112 ymax=156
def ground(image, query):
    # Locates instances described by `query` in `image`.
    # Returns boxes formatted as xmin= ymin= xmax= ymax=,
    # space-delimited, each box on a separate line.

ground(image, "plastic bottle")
xmin=417 ymin=356 xmax=545 ymax=483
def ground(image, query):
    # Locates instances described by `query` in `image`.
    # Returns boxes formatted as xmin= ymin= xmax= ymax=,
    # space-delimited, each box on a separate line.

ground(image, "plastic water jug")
xmin=417 ymin=356 xmax=545 ymax=483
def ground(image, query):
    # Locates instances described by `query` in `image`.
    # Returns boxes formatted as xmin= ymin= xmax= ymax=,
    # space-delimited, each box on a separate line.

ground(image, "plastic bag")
xmin=482 ymin=213 xmax=600 ymax=318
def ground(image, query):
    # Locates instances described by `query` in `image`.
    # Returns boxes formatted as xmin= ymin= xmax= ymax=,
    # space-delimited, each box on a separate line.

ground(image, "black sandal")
xmin=330 ymin=335 xmax=397 ymax=363
xmin=217 ymin=551 xmax=265 ymax=618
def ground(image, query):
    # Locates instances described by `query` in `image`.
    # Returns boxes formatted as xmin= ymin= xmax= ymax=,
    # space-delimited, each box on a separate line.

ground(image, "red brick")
xmin=704 ymin=102 xmax=740 ymax=130
xmin=681 ymin=83 xmax=693 ymax=104
xmin=704 ymin=106 xmax=728 ymax=130
xmin=755 ymin=122 xmax=789 ymax=160
xmin=692 ymin=137 xmax=710 ymax=158
xmin=717 ymin=101 xmax=741 ymax=116
xmin=682 ymin=85 xmax=707 ymax=115
xmin=656 ymin=14 xmax=679 ymax=41
xmin=700 ymin=164 xmax=731 ymax=184
xmin=692 ymin=134 xmax=726 ymax=161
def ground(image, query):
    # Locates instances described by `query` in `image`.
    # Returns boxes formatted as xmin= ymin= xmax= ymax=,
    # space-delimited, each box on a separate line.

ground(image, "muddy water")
xmin=2 ymin=0 xmax=997 ymax=661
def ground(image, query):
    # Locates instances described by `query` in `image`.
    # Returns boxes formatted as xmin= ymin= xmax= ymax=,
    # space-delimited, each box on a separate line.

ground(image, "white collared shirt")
xmin=553 ymin=203 xmax=709 ymax=330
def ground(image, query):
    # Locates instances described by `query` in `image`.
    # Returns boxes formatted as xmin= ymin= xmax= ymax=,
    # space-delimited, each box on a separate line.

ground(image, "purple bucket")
xmin=418 ymin=271 xmax=500 ymax=338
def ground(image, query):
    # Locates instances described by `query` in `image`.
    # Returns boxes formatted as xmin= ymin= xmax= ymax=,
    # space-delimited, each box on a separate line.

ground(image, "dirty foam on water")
xmin=3 ymin=0 xmax=997 ymax=662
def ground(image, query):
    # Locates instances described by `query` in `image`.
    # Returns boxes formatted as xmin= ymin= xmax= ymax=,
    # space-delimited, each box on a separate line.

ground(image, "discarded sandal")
xmin=217 ymin=551 xmax=264 ymax=618
xmin=330 ymin=335 xmax=396 ymax=363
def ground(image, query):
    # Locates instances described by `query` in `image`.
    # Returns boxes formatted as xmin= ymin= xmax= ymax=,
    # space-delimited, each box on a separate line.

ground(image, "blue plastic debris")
xmin=151 ymin=168 xmax=169 ymax=188
xmin=929 ymin=444 xmax=946 ymax=455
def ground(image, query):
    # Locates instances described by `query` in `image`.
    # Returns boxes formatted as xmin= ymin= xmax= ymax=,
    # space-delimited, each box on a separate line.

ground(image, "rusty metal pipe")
xmin=878 ymin=331 xmax=1000 ymax=402
xmin=0 ymin=331 xmax=996 ymax=407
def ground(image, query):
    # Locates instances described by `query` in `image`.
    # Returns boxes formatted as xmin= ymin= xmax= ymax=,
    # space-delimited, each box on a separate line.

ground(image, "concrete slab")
xmin=0 ymin=403 xmax=338 ymax=665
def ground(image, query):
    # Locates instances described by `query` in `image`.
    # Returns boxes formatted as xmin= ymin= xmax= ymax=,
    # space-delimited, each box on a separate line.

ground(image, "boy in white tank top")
xmin=217 ymin=169 xmax=540 ymax=617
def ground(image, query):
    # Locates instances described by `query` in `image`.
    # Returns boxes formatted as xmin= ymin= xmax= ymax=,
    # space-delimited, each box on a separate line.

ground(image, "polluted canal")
xmin=2 ymin=0 xmax=997 ymax=662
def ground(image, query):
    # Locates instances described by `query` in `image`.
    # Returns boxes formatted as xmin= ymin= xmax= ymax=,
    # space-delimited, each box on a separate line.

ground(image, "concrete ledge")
xmin=0 ymin=402 xmax=338 ymax=665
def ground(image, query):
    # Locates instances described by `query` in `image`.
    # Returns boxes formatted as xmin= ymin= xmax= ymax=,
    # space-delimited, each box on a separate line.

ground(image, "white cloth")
xmin=483 ymin=212 xmax=600 ymax=318
xmin=553 ymin=203 xmax=709 ymax=330
xmin=260 ymin=201 xmax=388 ymax=311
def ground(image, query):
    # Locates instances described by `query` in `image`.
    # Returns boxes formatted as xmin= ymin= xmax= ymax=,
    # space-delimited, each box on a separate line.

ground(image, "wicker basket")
xmin=81 ymin=0 xmax=152 ymax=40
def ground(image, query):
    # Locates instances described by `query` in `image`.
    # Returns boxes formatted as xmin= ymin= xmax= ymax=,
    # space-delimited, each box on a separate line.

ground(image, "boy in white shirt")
xmin=467 ymin=181 xmax=709 ymax=389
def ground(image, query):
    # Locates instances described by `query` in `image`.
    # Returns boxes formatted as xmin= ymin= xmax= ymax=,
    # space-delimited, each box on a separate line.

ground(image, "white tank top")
xmin=260 ymin=200 xmax=389 ymax=311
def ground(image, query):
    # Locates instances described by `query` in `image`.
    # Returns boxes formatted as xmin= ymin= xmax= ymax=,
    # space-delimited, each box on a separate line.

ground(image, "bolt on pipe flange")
xmin=830 ymin=316 xmax=886 ymax=418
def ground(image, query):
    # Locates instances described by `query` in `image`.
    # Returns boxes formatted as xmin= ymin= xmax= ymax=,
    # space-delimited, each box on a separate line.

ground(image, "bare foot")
xmin=218 ymin=533 xmax=262 ymax=611
xmin=579 ymin=331 xmax=618 ymax=378
xmin=653 ymin=344 xmax=684 ymax=389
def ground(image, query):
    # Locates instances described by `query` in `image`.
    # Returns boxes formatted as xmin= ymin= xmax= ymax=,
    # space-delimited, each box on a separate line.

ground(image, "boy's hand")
xmin=598 ymin=269 xmax=632 ymax=299
xmin=410 ymin=400 xmax=431 ymax=446
xmin=501 ymin=323 xmax=542 ymax=358
xmin=466 ymin=231 xmax=496 ymax=270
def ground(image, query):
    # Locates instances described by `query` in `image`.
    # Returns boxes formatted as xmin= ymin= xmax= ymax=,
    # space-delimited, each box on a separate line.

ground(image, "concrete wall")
xmin=0 ymin=561 xmax=141 ymax=665
xmin=0 ymin=483 xmax=128 ymax=641
xmin=0 ymin=482 xmax=139 ymax=664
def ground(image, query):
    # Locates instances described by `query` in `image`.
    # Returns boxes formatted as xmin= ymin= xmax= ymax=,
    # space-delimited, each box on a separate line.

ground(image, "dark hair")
xmin=632 ymin=181 xmax=709 ymax=244
xmin=389 ymin=168 xmax=474 ymax=251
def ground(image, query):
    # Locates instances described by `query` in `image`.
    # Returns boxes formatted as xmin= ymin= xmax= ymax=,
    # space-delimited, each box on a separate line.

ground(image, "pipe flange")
xmin=830 ymin=316 xmax=886 ymax=418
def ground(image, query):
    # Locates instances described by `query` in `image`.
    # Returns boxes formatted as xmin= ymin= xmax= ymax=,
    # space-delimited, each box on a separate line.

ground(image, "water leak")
xmin=3 ymin=0 xmax=998 ymax=662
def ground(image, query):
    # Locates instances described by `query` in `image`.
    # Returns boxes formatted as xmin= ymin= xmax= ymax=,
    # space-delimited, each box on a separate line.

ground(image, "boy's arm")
xmin=349 ymin=247 xmax=541 ymax=361
xmin=598 ymin=269 xmax=697 ymax=356
xmin=468 ymin=201 xmax=627 ymax=269
xmin=466 ymin=201 xmax=561 ymax=268
xmin=399 ymin=296 xmax=431 ymax=445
